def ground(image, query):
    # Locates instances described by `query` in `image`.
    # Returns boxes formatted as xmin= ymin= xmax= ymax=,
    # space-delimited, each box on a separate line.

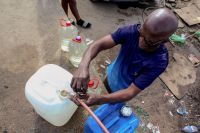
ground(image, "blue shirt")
xmin=107 ymin=24 xmax=168 ymax=92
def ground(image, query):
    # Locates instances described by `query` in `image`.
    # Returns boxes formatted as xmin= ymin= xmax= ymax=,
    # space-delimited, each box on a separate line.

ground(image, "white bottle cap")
xmin=66 ymin=21 xmax=71 ymax=26
xmin=76 ymin=36 xmax=81 ymax=41
xmin=120 ymin=105 xmax=132 ymax=117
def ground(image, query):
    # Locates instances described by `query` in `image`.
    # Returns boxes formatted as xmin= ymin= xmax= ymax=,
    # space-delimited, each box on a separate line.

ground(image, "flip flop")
xmin=77 ymin=19 xmax=91 ymax=28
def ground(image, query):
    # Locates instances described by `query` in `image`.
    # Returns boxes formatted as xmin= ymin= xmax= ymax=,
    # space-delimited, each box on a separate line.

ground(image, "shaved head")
xmin=144 ymin=8 xmax=178 ymax=38
xmin=139 ymin=8 xmax=178 ymax=51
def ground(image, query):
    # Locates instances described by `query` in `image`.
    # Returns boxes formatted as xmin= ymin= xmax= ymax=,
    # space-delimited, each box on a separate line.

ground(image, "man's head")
xmin=139 ymin=8 xmax=178 ymax=51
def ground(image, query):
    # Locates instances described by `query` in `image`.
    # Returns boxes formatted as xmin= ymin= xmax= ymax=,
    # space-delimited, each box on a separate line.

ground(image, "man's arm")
xmin=86 ymin=83 xmax=141 ymax=106
xmin=71 ymin=35 xmax=117 ymax=92
xmin=86 ymin=65 xmax=167 ymax=106
xmin=79 ymin=35 xmax=116 ymax=69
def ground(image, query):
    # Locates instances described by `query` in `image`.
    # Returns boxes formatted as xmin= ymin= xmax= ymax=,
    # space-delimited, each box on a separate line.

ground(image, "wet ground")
xmin=0 ymin=0 xmax=199 ymax=133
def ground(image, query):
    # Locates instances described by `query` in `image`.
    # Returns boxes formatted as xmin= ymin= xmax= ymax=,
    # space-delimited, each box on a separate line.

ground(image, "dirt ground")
xmin=0 ymin=0 xmax=199 ymax=133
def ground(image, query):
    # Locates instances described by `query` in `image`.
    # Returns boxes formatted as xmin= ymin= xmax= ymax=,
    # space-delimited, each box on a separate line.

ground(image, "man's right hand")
xmin=70 ymin=66 xmax=90 ymax=94
xmin=70 ymin=35 xmax=116 ymax=95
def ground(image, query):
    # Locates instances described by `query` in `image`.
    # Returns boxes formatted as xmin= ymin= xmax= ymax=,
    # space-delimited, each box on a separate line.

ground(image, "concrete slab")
xmin=0 ymin=0 xmax=183 ymax=132
xmin=0 ymin=0 xmax=142 ymax=132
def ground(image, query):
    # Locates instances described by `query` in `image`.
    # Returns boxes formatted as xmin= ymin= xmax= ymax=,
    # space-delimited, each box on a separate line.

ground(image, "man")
xmin=71 ymin=8 xmax=178 ymax=106
xmin=62 ymin=0 xmax=91 ymax=28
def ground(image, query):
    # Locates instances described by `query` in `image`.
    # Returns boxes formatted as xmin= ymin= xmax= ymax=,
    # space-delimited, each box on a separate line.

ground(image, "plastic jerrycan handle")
xmin=88 ymin=78 xmax=99 ymax=89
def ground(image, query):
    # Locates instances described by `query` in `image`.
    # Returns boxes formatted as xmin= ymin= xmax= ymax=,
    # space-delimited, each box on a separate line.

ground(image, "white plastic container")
xmin=25 ymin=64 xmax=78 ymax=126
xmin=60 ymin=21 xmax=78 ymax=52
xmin=69 ymin=36 xmax=87 ymax=68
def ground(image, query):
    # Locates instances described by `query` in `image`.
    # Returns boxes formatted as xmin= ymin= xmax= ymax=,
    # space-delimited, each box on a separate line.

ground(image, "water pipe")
xmin=59 ymin=89 xmax=109 ymax=133
xmin=77 ymin=98 xmax=110 ymax=133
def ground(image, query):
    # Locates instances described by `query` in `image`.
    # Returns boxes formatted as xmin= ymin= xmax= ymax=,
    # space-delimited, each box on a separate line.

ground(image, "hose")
xmin=77 ymin=98 xmax=110 ymax=133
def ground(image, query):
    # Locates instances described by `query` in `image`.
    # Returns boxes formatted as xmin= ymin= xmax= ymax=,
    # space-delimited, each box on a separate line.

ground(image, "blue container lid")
xmin=84 ymin=103 xmax=140 ymax=133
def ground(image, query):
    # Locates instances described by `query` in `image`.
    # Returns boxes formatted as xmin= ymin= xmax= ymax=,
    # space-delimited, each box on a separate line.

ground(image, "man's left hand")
xmin=85 ymin=94 xmax=102 ymax=106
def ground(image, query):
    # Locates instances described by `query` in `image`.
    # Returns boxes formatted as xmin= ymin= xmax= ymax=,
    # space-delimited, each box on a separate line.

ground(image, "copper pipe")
xmin=77 ymin=98 xmax=110 ymax=133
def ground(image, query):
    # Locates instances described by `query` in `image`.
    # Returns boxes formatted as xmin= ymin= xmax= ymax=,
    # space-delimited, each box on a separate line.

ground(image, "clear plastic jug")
xmin=60 ymin=21 xmax=78 ymax=52
xmin=87 ymin=78 xmax=101 ymax=95
xmin=25 ymin=64 xmax=78 ymax=126
xmin=69 ymin=36 xmax=87 ymax=68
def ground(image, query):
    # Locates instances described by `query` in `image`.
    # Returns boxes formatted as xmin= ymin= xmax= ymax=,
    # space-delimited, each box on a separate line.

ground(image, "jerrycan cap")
xmin=88 ymin=80 xmax=94 ymax=88
xmin=66 ymin=21 xmax=72 ymax=26
xmin=88 ymin=78 xmax=99 ymax=89
xmin=58 ymin=89 xmax=75 ymax=100
xmin=120 ymin=105 xmax=132 ymax=117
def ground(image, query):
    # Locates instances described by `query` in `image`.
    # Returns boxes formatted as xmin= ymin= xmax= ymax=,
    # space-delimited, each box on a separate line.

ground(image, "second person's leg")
xmin=61 ymin=0 xmax=69 ymax=16
xmin=68 ymin=0 xmax=91 ymax=28
xmin=68 ymin=0 xmax=81 ymax=21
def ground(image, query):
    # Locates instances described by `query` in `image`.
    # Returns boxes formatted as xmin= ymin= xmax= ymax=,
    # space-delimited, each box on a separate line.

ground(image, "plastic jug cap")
xmin=72 ymin=36 xmax=82 ymax=43
xmin=76 ymin=36 xmax=81 ymax=41
xmin=120 ymin=105 xmax=132 ymax=117
xmin=66 ymin=21 xmax=71 ymax=26
xmin=88 ymin=80 xmax=94 ymax=88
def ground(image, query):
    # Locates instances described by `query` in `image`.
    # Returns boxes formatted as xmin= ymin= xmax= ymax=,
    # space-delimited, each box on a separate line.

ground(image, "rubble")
xmin=167 ymin=0 xmax=176 ymax=3
xmin=188 ymin=54 xmax=200 ymax=67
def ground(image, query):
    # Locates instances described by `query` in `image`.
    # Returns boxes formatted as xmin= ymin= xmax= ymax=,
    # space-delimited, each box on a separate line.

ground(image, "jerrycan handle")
xmin=88 ymin=78 xmax=99 ymax=89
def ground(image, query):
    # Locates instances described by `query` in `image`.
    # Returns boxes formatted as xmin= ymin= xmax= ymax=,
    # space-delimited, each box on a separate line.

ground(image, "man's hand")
xmin=70 ymin=66 xmax=90 ymax=94
xmin=70 ymin=93 xmax=101 ymax=106
xmin=70 ymin=35 xmax=116 ymax=97
xmin=85 ymin=94 xmax=102 ymax=106
xmin=70 ymin=94 xmax=80 ymax=106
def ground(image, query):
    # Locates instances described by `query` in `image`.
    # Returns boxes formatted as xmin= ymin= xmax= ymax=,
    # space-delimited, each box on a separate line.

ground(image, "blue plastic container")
xmin=84 ymin=103 xmax=140 ymax=133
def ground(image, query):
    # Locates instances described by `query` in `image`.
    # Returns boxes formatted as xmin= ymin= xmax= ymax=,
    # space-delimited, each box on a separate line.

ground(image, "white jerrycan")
xmin=25 ymin=64 xmax=78 ymax=126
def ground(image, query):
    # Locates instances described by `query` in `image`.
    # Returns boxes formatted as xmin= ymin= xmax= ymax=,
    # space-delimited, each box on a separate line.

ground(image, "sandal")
xmin=77 ymin=19 xmax=91 ymax=28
